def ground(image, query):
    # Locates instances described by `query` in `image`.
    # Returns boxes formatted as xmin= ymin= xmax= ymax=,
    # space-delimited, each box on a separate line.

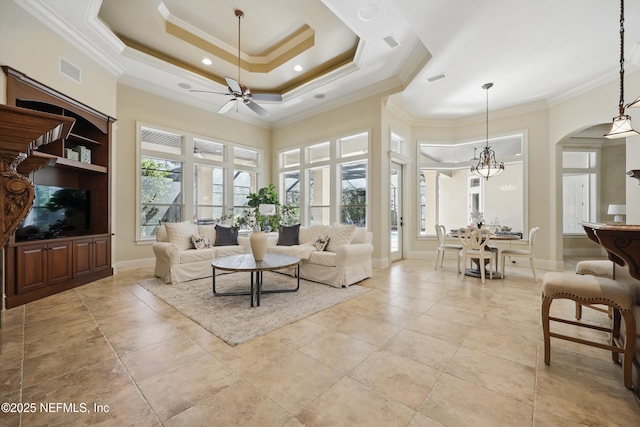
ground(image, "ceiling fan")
xmin=191 ymin=9 xmax=282 ymax=117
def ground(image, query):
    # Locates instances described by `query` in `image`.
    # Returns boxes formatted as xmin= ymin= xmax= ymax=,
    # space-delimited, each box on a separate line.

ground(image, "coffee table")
xmin=211 ymin=253 xmax=301 ymax=307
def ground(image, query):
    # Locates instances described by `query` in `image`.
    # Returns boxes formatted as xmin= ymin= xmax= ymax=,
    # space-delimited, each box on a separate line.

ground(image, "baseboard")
xmin=114 ymin=257 xmax=155 ymax=272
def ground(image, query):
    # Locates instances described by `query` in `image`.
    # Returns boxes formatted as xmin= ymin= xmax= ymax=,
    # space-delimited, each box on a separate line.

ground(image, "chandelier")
xmin=471 ymin=82 xmax=504 ymax=179
xmin=604 ymin=0 xmax=639 ymax=139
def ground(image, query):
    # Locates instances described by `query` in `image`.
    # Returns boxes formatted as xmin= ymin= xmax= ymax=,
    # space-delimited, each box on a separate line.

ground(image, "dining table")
xmin=448 ymin=228 xmax=522 ymax=279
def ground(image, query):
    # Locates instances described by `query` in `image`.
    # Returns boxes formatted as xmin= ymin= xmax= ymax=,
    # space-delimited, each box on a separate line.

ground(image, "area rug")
xmin=137 ymin=272 xmax=369 ymax=346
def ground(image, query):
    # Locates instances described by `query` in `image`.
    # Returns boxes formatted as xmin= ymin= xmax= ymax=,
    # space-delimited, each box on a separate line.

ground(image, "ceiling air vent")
xmin=382 ymin=34 xmax=401 ymax=48
xmin=425 ymin=73 xmax=448 ymax=83
xmin=60 ymin=58 xmax=81 ymax=83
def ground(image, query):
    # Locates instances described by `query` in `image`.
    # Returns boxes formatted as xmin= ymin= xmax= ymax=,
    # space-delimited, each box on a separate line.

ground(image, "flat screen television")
xmin=15 ymin=185 xmax=90 ymax=241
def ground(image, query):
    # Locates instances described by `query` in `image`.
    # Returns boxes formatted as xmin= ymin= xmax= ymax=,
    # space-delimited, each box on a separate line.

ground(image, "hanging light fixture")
xmin=604 ymin=0 xmax=639 ymax=139
xmin=471 ymin=82 xmax=504 ymax=179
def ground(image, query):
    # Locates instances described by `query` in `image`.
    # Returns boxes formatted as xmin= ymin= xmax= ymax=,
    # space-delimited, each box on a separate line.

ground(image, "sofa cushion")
xmin=299 ymin=224 xmax=331 ymax=244
xmin=326 ymin=223 xmax=356 ymax=252
xmin=213 ymin=245 xmax=245 ymax=257
xmin=180 ymin=248 xmax=216 ymax=263
xmin=198 ymin=224 xmax=217 ymax=244
xmin=214 ymin=225 xmax=238 ymax=246
xmin=308 ymin=250 xmax=337 ymax=267
xmin=351 ymin=227 xmax=367 ymax=244
xmin=166 ymin=222 xmax=199 ymax=250
xmin=277 ymin=224 xmax=300 ymax=246
xmin=190 ymin=234 xmax=211 ymax=249
xmin=156 ymin=225 xmax=168 ymax=242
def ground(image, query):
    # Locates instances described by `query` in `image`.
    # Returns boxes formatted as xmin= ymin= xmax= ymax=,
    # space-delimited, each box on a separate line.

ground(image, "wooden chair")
xmin=435 ymin=224 xmax=462 ymax=271
xmin=574 ymin=259 xmax=615 ymax=320
xmin=500 ymin=226 xmax=539 ymax=281
xmin=458 ymin=227 xmax=493 ymax=283
xmin=542 ymin=271 xmax=636 ymax=389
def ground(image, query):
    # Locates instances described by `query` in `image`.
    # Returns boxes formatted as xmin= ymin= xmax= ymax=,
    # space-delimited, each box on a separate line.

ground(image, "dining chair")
xmin=500 ymin=226 xmax=540 ymax=282
xmin=458 ymin=227 xmax=493 ymax=283
xmin=435 ymin=224 xmax=462 ymax=271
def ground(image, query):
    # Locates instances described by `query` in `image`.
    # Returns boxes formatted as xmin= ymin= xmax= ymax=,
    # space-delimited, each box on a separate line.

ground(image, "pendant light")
xmin=604 ymin=0 xmax=639 ymax=139
xmin=471 ymin=82 xmax=504 ymax=179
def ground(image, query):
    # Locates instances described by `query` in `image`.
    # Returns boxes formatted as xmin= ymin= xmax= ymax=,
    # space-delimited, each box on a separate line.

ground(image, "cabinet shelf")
xmin=55 ymin=156 xmax=108 ymax=173
xmin=68 ymin=132 xmax=102 ymax=146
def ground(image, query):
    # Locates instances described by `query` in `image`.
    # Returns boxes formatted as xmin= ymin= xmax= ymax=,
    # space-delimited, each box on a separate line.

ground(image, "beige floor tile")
xmin=245 ymin=348 xmax=343 ymax=414
xmin=299 ymin=330 xmax=378 ymax=373
xmin=3 ymin=258 xmax=640 ymax=426
xmin=297 ymin=377 xmax=415 ymax=426
xmin=164 ymin=380 xmax=290 ymax=427
xmin=383 ymin=329 xmax=458 ymax=371
xmin=349 ymin=349 xmax=441 ymax=410
xmin=535 ymin=372 xmax=638 ymax=426
xmin=462 ymin=326 xmax=538 ymax=367
xmin=406 ymin=314 xmax=472 ymax=346
xmin=420 ymin=373 xmax=533 ymax=427
xmin=137 ymin=353 xmax=239 ymax=421
xmin=446 ymin=347 xmax=535 ymax=404
xmin=119 ymin=334 xmax=210 ymax=381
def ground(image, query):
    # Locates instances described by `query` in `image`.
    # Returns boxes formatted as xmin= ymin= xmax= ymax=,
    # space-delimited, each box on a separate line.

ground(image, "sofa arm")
xmin=335 ymin=243 xmax=373 ymax=269
xmin=153 ymin=242 xmax=180 ymax=266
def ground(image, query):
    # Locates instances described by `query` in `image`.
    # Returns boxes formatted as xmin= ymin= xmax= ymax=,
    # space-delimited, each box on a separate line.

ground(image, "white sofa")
xmin=264 ymin=224 xmax=373 ymax=288
xmin=153 ymin=222 xmax=248 ymax=283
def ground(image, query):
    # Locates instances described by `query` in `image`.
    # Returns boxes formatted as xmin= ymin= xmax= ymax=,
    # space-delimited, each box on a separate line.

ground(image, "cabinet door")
xmin=92 ymin=236 xmax=110 ymax=273
xmin=16 ymin=244 xmax=47 ymax=294
xmin=72 ymin=238 xmax=93 ymax=278
xmin=47 ymin=241 xmax=73 ymax=285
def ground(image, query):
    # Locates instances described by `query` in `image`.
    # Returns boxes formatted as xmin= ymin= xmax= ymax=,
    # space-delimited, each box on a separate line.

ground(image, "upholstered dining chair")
xmin=435 ymin=224 xmax=462 ymax=271
xmin=500 ymin=226 xmax=540 ymax=282
xmin=458 ymin=227 xmax=494 ymax=283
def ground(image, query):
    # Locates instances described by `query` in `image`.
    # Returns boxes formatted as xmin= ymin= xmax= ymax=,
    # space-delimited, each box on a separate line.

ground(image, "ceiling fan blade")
xmin=245 ymin=100 xmax=269 ymax=117
xmin=190 ymin=89 xmax=231 ymax=96
xmin=251 ymin=93 xmax=283 ymax=102
xmin=225 ymin=76 xmax=242 ymax=95
xmin=217 ymin=99 xmax=237 ymax=114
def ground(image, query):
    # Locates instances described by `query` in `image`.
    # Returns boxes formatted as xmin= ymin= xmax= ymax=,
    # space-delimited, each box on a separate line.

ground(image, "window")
xmin=340 ymin=161 xmax=367 ymax=226
xmin=194 ymin=165 xmax=224 ymax=221
xmin=137 ymin=124 xmax=264 ymax=240
xmin=562 ymin=150 xmax=597 ymax=234
xmin=279 ymin=131 xmax=369 ymax=227
xmin=309 ymin=166 xmax=331 ymax=225
xmin=140 ymin=156 xmax=182 ymax=238
xmin=419 ymin=134 xmax=525 ymax=235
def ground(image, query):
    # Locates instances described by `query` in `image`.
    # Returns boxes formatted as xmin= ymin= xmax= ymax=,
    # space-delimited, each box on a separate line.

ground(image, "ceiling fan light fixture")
xmin=605 ymin=0 xmax=639 ymax=139
xmin=471 ymin=82 xmax=504 ymax=180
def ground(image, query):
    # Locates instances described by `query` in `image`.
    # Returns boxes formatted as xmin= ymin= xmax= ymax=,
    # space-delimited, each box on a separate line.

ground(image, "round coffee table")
xmin=211 ymin=253 xmax=301 ymax=307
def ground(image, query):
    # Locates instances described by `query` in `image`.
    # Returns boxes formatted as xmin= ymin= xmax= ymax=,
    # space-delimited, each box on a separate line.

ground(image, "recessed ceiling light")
xmin=293 ymin=64 xmax=303 ymax=72
xmin=314 ymin=93 xmax=325 ymax=99
xmin=178 ymin=82 xmax=191 ymax=89
xmin=358 ymin=3 xmax=378 ymax=21
xmin=202 ymin=58 xmax=212 ymax=65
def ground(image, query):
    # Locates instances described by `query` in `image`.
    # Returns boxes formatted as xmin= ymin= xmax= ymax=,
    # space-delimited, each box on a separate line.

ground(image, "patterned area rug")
xmin=138 ymin=272 xmax=369 ymax=346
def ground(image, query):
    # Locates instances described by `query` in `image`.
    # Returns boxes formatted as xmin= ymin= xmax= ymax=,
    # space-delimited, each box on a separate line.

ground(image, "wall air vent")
xmin=60 ymin=58 xmax=81 ymax=83
xmin=425 ymin=73 xmax=447 ymax=83
xmin=382 ymin=34 xmax=401 ymax=48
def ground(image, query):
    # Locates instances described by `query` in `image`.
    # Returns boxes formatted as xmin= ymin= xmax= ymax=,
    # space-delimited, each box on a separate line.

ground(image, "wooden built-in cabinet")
xmin=2 ymin=66 xmax=115 ymax=308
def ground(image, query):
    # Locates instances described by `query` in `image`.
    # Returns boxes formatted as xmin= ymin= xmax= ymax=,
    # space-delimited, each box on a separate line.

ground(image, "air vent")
xmin=382 ymin=34 xmax=400 ymax=48
xmin=426 ymin=73 xmax=448 ymax=83
xmin=59 ymin=58 xmax=81 ymax=83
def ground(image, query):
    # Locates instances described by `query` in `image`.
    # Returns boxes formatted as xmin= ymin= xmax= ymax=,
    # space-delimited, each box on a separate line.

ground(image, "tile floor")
xmin=1 ymin=257 xmax=639 ymax=426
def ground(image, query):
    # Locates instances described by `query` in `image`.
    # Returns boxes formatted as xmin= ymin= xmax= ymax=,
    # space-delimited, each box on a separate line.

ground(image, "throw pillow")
xmin=277 ymin=224 xmax=300 ymax=246
xmin=326 ymin=223 xmax=356 ymax=252
xmin=214 ymin=225 xmax=238 ymax=246
xmin=312 ymin=234 xmax=330 ymax=251
xmin=190 ymin=234 xmax=211 ymax=250
xmin=165 ymin=221 xmax=199 ymax=250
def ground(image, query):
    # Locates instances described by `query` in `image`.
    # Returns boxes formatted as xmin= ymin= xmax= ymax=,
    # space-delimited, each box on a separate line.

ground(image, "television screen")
xmin=15 ymin=185 xmax=90 ymax=241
